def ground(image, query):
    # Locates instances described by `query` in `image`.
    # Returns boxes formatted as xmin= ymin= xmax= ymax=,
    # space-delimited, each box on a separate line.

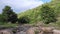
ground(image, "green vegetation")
xmin=0 ymin=6 xmax=18 ymax=27
xmin=0 ymin=14 xmax=5 ymax=22
xmin=0 ymin=23 xmax=18 ymax=28
xmin=18 ymin=0 xmax=60 ymax=30
xmin=18 ymin=16 xmax=30 ymax=24
xmin=18 ymin=0 xmax=60 ymax=24
xmin=40 ymin=5 xmax=57 ymax=24
xmin=48 ymin=0 xmax=60 ymax=16
xmin=2 ymin=6 xmax=18 ymax=23
xmin=0 ymin=0 xmax=60 ymax=28
xmin=18 ymin=6 xmax=42 ymax=24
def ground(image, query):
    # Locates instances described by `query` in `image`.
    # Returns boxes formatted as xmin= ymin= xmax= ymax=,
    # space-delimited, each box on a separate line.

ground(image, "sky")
xmin=0 ymin=0 xmax=51 ymax=13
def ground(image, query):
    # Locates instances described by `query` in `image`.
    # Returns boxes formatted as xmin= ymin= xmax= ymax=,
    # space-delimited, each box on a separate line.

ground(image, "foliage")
xmin=18 ymin=7 xmax=42 ymax=23
xmin=40 ymin=5 xmax=57 ymax=24
xmin=0 ymin=14 xmax=4 ymax=22
xmin=2 ymin=6 xmax=18 ymax=23
xmin=48 ymin=0 xmax=60 ymax=16
xmin=0 ymin=0 xmax=60 ymax=28
xmin=18 ymin=16 xmax=30 ymax=24
xmin=18 ymin=0 xmax=60 ymax=24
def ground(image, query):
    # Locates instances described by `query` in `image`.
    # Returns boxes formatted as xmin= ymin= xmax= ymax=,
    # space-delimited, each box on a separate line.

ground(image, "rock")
xmin=40 ymin=27 xmax=54 ymax=34
xmin=17 ymin=25 xmax=32 ymax=32
xmin=26 ymin=27 xmax=41 ymax=34
xmin=16 ymin=31 xmax=26 ymax=34
xmin=39 ymin=27 xmax=54 ymax=32
xmin=53 ymin=30 xmax=60 ymax=34
xmin=0 ymin=30 xmax=13 ymax=34
xmin=26 ymin=27 xmax=35 ymax=34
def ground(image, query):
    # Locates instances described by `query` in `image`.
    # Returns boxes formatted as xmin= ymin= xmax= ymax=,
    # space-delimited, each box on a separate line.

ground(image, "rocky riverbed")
xmin=0 ymin=24 xmax=60 ymax=34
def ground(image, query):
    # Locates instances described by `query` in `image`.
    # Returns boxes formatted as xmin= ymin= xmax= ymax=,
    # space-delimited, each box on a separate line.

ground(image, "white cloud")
xmin=0 ymin=0 xmax=44 ymax=13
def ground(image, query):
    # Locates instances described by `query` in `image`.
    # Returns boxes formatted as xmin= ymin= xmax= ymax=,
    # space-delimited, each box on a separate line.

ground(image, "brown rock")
xmin=0 ymin=30 xmax=13 ymax=34
xmin=26 ymin=27 xmax=35 ymax=34
xmin=38 ymin=32 xmax=43 ymax=34
xmin=16 ymin=31 xmax=26 ymax=34
xmin=40 ymin=27 xmax=53 ymax=32
xmin=26 ymin=27 xmax=41 ymax=34
xmin=53 ymin=30 xmax=60 ymax=34
xmin=39 ymin=27 xmax=54 ymax=34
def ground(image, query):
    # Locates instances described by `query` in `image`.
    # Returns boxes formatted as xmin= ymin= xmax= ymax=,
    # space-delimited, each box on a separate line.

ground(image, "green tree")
xmin=18 ymin=16 xmax=30 ymax=24
xmin=40 ymin=5 xmax=57 ymax=24
xmin=2 ymin=6 xmax=18 ymax=23
xmin=0 ymin=14 xmax=5 ymax=22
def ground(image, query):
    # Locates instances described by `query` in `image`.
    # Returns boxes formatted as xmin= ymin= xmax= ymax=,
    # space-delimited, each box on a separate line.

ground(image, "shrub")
xmin=40 ymin=5 xmax=57 ymax=24
xmin=18 ymin=16 xmax=30 ymax=24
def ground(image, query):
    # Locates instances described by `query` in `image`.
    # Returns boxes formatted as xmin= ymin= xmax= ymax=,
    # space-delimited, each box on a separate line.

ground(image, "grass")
xmin=2 ymin=23 xmax=18 ymax=28
xmin=0 ymin=22 xmax=18 ymax=28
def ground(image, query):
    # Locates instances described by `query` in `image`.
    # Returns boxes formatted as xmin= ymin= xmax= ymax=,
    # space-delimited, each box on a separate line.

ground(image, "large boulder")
xmin=26 ymin=27 xmax=35 ymax=34
xmin=53 ymin=30 xmax=60 ymax=34
xmin=26 ymin=27 xmax=41 ymax=34
xmin=0 ymin=30 xmax=13 ymax=34
xmin=40 ymin=27 xmax=54 ymax=34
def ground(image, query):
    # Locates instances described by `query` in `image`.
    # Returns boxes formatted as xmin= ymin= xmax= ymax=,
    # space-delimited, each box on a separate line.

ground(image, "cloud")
xmin=0 ymin=0 xmax=44 ymax=13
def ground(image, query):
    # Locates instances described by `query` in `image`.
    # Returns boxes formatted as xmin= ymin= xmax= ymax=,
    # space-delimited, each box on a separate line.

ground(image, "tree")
xmin=0 ymin=14 xmax=5 ymax=22
xmin=18 ymin=16 xmax=30 ymax=24
xmin=2 ymin=6 xmax=18 ymax=23
xmin=40 ymin=5 xmax=57 ymax=24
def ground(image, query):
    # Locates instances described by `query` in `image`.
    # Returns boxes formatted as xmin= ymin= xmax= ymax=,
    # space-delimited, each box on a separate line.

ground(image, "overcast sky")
xmin=0 ymin=0 xmax=51 ymax=13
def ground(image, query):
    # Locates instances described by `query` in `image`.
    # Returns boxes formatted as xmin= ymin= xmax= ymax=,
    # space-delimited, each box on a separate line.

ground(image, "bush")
xmin=40 ymin=5 xmax=57 ymax=24
xmin=18 ymin=16 xmax=30 ymax=24
xmin=2 ymin=6 xmax=18 ymax=23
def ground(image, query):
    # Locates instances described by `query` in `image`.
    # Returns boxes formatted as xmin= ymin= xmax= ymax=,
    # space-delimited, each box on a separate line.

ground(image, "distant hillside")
xmin=18 ymin=6 xmax=42 ymax=23
xmin=18 ymin=0 xmax=60 ymax=24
